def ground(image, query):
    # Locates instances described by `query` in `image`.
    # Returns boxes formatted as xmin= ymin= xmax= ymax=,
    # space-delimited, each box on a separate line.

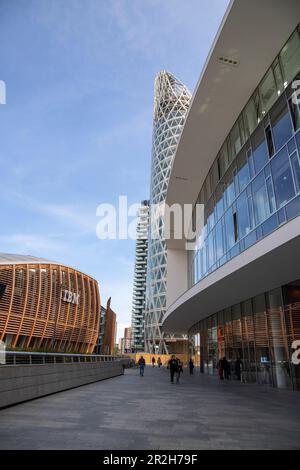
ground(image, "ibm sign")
xmin=62 ymin=289 xmax=80 ymax=305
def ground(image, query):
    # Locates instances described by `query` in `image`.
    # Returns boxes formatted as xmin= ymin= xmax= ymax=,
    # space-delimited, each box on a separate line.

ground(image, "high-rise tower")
xmin=131 ymin=200 xmax=149 ymax=352
xmin=144 ymin=71 xmax=191 ymax=354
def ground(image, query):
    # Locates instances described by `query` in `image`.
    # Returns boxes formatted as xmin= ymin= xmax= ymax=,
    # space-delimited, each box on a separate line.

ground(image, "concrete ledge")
xmin=0 ymin=361 xmax=124 ymax=408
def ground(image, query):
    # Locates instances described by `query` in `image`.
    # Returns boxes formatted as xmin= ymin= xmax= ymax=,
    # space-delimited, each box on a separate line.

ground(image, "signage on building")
xmin=62 ymin=289 xmax=80 ymax=305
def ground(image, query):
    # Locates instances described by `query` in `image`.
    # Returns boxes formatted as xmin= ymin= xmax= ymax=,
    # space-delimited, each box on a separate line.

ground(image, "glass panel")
xmin=236 ymin=191 xmax=251 ymax=239
xmin=215 ymin=183 xmax=224 ymax=221
xmin=286 ymin=194 xmax=300 ymax=221
xmin=288 ymin=97 xmax=300 ymax=131
xmin=224 ymin=167 xmax=236 ymax=207
xmin=273 ymin=58 xmax=284 ymax=96
xmin=270 ymin=96 xmax=293 ymax=151
xmin=266 ymin=177 xmax=276 ymax=213
xmin=215 ymin=219 xmax=224 ymax=261
xmin=224 ymin=208 xmax=236 ymax=251
xmin=265 ymin=125 xmax=275 ymax=158
xmin=237 ymin=149 xmax=250 ymax=191
xmin=279 ymin=30 xmax=300 ymax=86
xmin=243 ymin=98 xmax=257 ymax=139
xmin=251 ymin=125 xmax=269 ymax=174
xmin=291 ymin=151 xmax=300 ymax=192
xmin=261 ymin=213 xmax=278 ymax=237
xmin=252 ymin=171 xmax=270 ymax=224
xmin=207 ymin=232 xmax=215 ymax=269
xmin=219 ymin=142 xmax=229 ymax=175
xmin=271 ymin=147 xmax=295 ymax=208
xmin=254 ymin=91 xmax=263 ymax=125
xmin=230 ymin=121 xmax=242 ymax=157
xmin=211 ymin=159 xmax=219 ymax=190
xmin=260 ymin=69 xmax=278 ymax=115
xmin=297 ymin=130 xmax=300 ymax=153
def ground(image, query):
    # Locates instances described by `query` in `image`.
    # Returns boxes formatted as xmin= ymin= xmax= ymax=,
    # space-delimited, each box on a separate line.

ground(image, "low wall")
xmin=0 ymin=361 xmax=124 ymax=408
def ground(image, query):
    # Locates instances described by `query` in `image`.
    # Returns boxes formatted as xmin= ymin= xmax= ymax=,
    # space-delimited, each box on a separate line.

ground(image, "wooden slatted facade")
xmin=0 ymin=258 xmax=100 ymax=353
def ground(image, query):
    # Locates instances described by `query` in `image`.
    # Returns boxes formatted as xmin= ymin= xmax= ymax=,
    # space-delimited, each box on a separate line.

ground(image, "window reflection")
xmin=279 ymin=29 xmax=300 ymax=86
xmin=237 ymin=191 xmax=251 ymax=238
xmin=270 ymin=96 xmax=293 ymax=151
xmin=251 ymin=125 xmax=269 ymax=173
xmin=271 ymin=147 xmax=295 ymax=208
xmin=260 ymin=69 xmax=278 ymax=114
xmin=252 ymin=171 xmax=270 ymax=224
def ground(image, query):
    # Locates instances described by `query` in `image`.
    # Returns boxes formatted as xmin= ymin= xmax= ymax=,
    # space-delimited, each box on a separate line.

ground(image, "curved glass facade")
xmin=189 ymin=282 xmax=300 ymax=390
xmin=189 ymin=25 xmax=300 ymax=289
xmin=144 ymin=71 xmax=191 ymax=354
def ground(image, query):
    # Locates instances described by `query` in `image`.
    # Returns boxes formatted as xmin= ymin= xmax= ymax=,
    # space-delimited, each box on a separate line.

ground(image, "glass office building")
xmin=162 ymin=0 xmax=300 ymax=389
xmin=188 ymin=26 xmax=300 ymax=289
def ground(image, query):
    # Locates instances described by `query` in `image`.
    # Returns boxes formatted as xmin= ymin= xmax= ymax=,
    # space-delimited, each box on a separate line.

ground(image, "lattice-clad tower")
xmin=144 ymin=71 xmax=191 ymax=354
xmin=131 ymin=200 xmax=149 ymax=352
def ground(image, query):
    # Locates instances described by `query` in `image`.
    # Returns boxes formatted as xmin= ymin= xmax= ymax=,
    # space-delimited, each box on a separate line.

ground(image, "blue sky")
xmin=0 ymin=0 xmax=229 ymax=340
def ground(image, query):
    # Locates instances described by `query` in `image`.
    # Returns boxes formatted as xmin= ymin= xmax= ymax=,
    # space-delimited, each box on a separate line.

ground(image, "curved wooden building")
xmin=0 ymin=254 xmax=101 ymax=353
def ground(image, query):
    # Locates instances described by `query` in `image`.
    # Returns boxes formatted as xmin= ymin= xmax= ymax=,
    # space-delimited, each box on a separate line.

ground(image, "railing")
xmin=1 ymin=350 xmax=123 ymax=366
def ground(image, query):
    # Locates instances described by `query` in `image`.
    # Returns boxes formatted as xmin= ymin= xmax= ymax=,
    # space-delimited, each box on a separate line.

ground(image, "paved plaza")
xmin=1 ymin=367 xmax=300 ymax=450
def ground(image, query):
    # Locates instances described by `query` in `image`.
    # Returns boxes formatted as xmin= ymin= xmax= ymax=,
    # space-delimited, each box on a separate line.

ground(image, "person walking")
xmin=157 ymin=357 xmax=162 ymax=368
xmin=168 ymin=355 xmax=179 ymax=384
xmin=217 ymin=358 xmax=224 ymax=380
xmin=235 ymin=357 xmax=243 ymax=381
xmin=176 ymin=358 xmax=183 ymax=384
xmin=152 ymin=356 xmax=156 ymax=368
xmin=222 ymin=357 xmax=230 ymax=380
xmin=188 ymin=358 xmax=194 ymax=375
xmin=138 ymin=356 xmax=146 ymax=376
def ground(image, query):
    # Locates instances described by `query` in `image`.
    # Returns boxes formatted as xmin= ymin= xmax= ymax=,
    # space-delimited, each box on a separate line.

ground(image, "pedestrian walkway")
xmin=0 ymin=367 xmax=300 ymax=449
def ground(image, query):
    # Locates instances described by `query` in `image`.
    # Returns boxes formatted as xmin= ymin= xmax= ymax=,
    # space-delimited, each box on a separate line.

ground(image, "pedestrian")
xmin=168 ymin=355 xmax=179 ymax=384
xmin=138 ymin=356 xmax=146 ymax=376
xmin=217 ymin=358 xmax=224 ymax=380
xmin=152 ymin=356 xmax=156 ymax=368
xmin=235 ymin=357 xmax=243 ymax=381
xmin=176 ymin=358 xmax=183 ymax=384
xmin=188 ymin=358 xmax=194 ymax=375
xmin=157 ymin=357 xmax=162 ymax=368
xmin=222 ymin=357 xmax=230 ymax=380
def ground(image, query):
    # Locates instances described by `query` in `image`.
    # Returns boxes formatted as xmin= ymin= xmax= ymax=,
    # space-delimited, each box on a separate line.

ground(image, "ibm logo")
xmin=0 ymin=80 xmax=6 ymax=105
xmin=62 ymin=289 xmax=80 ymax=305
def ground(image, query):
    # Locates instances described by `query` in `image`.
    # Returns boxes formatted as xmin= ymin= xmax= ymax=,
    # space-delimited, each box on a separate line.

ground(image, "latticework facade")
xmin=0 ymin=254 xmax=100 ymax=353
xmin=144 ymin=71 xmax=191 ymax=354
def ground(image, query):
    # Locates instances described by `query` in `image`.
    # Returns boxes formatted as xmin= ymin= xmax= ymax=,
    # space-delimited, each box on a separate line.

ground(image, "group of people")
xmin=217 ymin=356 xmax=243 ymax=381
xmin=138 ymin=355 xmax=243 ymax=382
xmin=137 ymin=355 xmax=195 ymax=384
xmin=151 ymin=356 xmax=162 ymax=368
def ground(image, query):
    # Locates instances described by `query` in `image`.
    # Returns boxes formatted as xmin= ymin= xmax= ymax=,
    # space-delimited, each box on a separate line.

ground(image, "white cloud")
xmin=0 ymin=233 xmax=65 ymax=258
